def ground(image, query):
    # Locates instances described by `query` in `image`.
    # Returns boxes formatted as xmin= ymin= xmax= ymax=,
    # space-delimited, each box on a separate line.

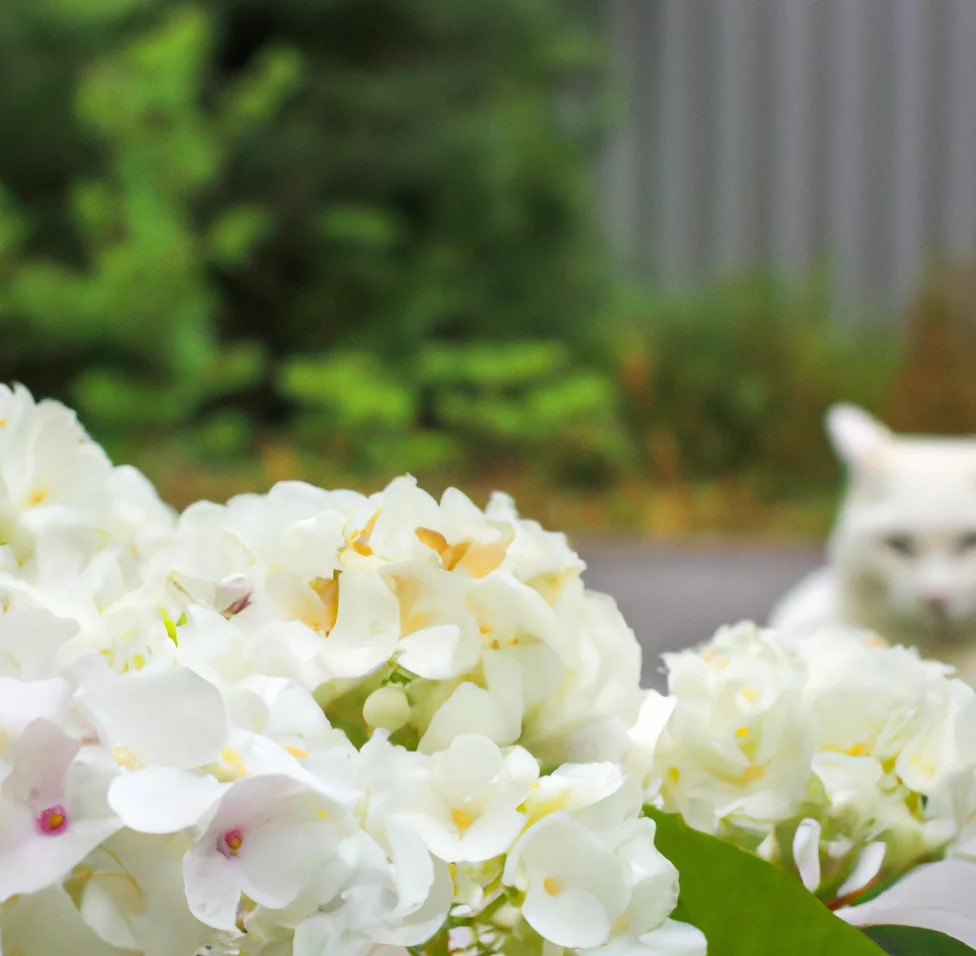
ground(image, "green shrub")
xmin=0 ymin=0 xmax=611 ymax=476
xmin=277 ymin=339 xmax=631 ymax=485
xmin=606 ymin=278 xmax=899 ymax=494
xmin=0 ymin=4 xmax=303 ymax=459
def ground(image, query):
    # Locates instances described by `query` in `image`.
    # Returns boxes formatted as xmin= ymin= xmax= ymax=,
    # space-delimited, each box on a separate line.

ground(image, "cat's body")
xmin=769 ymin=405 xmax=976 ymax=683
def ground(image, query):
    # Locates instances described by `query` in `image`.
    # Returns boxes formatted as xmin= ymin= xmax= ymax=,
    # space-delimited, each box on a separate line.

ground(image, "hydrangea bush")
xmin=2 ymin=383 xmax=975 ymax=956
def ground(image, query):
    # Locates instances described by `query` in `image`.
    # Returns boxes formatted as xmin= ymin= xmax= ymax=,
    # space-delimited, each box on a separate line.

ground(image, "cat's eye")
xmin=883 ymin=534 xmax=916 ymax=557
xmin=957 ymin=532 xmax=976 ymax=554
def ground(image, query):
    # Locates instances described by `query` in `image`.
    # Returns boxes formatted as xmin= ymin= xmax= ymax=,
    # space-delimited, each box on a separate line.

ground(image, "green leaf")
xmin=864 ymin=926 xmax=976 ymax=955
xmin=278 ymin=353 xmax=416 ymax=430
xmin=207 ymin=205 xmax=272 ymax=268
xmin=419 ymin=341 xmax=568 ymax=387
xmin=644 ymin=808 xmax=884 ymax=956
xmin=318 ymin=206 xmax=400 ymax=248
xmin=223 ymin=46 xmax=304 ymax=131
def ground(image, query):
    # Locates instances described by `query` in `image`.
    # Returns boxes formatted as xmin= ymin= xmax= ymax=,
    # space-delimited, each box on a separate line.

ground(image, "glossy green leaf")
xmin=864 ymin=925 xmax=976 ymax=955
xmin=644 ymin=808 xmax=883 ymax=956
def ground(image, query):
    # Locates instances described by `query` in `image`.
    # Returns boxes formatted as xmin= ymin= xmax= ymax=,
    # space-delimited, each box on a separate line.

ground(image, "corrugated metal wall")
xmin=600 ymin=0 xmax=976 ymax=314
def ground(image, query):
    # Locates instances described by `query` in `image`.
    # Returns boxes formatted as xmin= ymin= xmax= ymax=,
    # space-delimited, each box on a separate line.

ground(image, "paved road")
xmin=577 ymin=540 xmax=823 ymax=689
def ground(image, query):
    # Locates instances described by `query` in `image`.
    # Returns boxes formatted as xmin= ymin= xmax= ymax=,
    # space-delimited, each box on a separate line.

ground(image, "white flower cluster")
xmin=0 ymin=385 xmax=706 ymax=956
xmin=635 ymin=621 xmax=976 ymax=903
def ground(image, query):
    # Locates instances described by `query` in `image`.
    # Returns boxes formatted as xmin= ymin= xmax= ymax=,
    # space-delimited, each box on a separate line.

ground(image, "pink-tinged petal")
xmin=0 ymin=797 xmax=120 ymax=901
xmin=184 ymin=774 xmax=326 ymax=929
xmin=0 ymin=720 xmax=121 ymax=902
xmin=3 ymin=718 xmax=78 ymax=805
xmin=237 ymin=819 xmax=324 ymax=909
xmin=182 ymin=840 xmax=243 ymax=933
xmin=108 ymin=767 xmax=229 ymax=834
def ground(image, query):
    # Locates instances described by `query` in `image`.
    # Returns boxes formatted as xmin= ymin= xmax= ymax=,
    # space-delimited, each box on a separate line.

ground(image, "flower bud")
xmin=363 ymin=685 xmax=411 ymax=731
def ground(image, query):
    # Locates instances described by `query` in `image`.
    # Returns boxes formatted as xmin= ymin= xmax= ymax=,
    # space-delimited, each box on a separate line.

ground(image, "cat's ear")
xmin=826 ymin=404 xmax=893 ymax=470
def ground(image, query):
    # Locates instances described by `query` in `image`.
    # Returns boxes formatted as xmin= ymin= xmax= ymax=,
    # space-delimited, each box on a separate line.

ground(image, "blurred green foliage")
xmin=1 ymin=5 xmax=297 ymax=458
xmin=279 ymin=340 xmax=630 ymax=484
xmin=0 ymin=0 xmax=610 ymax=471
xmin=607 ymin=280 xmax=898 ymax=496
xmin=0 ymin=0 xmax=907 ymax=529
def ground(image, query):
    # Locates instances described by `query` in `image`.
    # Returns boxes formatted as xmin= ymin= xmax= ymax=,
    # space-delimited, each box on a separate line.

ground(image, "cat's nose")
xmin=923 ymin=592 xmax=949 ymax=615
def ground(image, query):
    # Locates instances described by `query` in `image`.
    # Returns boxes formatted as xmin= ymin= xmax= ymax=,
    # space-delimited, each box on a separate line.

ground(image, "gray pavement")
xmin=576 ymin=540 xmax=824 ymax=688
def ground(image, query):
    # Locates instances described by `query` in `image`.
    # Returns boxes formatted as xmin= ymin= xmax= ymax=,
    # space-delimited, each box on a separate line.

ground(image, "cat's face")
xmin=828 ymin=405 xmax=976 ymax=642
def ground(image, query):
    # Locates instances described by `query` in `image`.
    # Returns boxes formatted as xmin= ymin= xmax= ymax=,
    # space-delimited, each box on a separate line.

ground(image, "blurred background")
xmin=2 ymin=0 xmax=975 ymax=669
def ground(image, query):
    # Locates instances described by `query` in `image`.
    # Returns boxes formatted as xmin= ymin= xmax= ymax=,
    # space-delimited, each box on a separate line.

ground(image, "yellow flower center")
xmin=112 ymin=746 xmax=142 ymax=770
xmin=223 ymin=828 xmax=244 ymax=855
xmin=26 ymin=488 xmax=48 ymax=507
xmin=543 ymin=877 xmax=562 ymax=897
xmin=221 ymin=747 xmax=247 ymax=778
xmin=737 ymin=764 xmax=766 ymax=786
xmin=452 ymin=809 xmax=474 ymax=834
xmin=346 ymin=510 xmax=380 ymax=557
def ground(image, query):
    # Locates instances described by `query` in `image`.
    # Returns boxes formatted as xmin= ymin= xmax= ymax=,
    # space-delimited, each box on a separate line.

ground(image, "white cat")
xmin=769 ymin=404 xmax=976 ymax=682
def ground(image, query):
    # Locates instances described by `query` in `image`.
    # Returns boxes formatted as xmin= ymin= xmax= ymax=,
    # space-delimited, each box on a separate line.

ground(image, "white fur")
xmin=769 ymin=404 xmax=976 ymax=682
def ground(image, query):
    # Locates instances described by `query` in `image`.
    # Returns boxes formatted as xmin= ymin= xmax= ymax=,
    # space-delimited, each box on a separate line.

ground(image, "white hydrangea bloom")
xmin=642 ymin=620 xmax=976 ymax=904
xmin=0 ymin=386 xmax=696 ymax=956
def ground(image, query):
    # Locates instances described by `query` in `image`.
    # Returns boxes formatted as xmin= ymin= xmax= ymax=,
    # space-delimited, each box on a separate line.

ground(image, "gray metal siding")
xmin=600 ymin=0 xmax=976 ymax=314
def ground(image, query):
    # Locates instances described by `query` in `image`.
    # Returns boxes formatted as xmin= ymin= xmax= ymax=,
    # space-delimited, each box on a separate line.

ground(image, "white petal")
xmin=89 ymin=830 xmax=214 ymax=956
xmin=837 ymin=841 xmax=886 ymax=898
xmin=507 ymin=813 xmax=631 ymax=946
xmin=523 ymin=882 xmax=612 ymax=949
xmin=396 ymin=625 xmax=464 ymax=679
xmin=183 ymin=842 xmax=243 ymax=932
xmin=79 ymin=875 xmax=141 ymax=950
xmin=0 ymin=884 xmax=122 ymax=956
xmin=0 ymin=676 xmax=70 ymax=735
xmin=792 ymin=818 xmax=821 ymax=892
xmin=456 ymin=807 xmax=527 ymax=862
xmin=431 ymin=734 xmax=505 ymax=798
xmin=385 ymin=819 xmax=434 ymax=916
xmin=294 ymin=913 xmax=372 ymax=956
xmin=835 ymin=858 xmax=976 ymax=948
xmin=108 ymin=768 xmax=229 ymax=833
xmin=420 ymin=683 xmax=514 ymax=753
xmin=320 ymin=570 xmax=400 ymax=678
xmin=0 ymin=609 xmax=75 ymax=681
xmin=637 ymin=919 xmax=708 ymax=956
xmin=80 ymin=667 xmax=228 ymax=769
xmin=470 ymin=572 xmax=576 ymax=664
xmin=238 ymin=819 xmax=325 ymax=910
